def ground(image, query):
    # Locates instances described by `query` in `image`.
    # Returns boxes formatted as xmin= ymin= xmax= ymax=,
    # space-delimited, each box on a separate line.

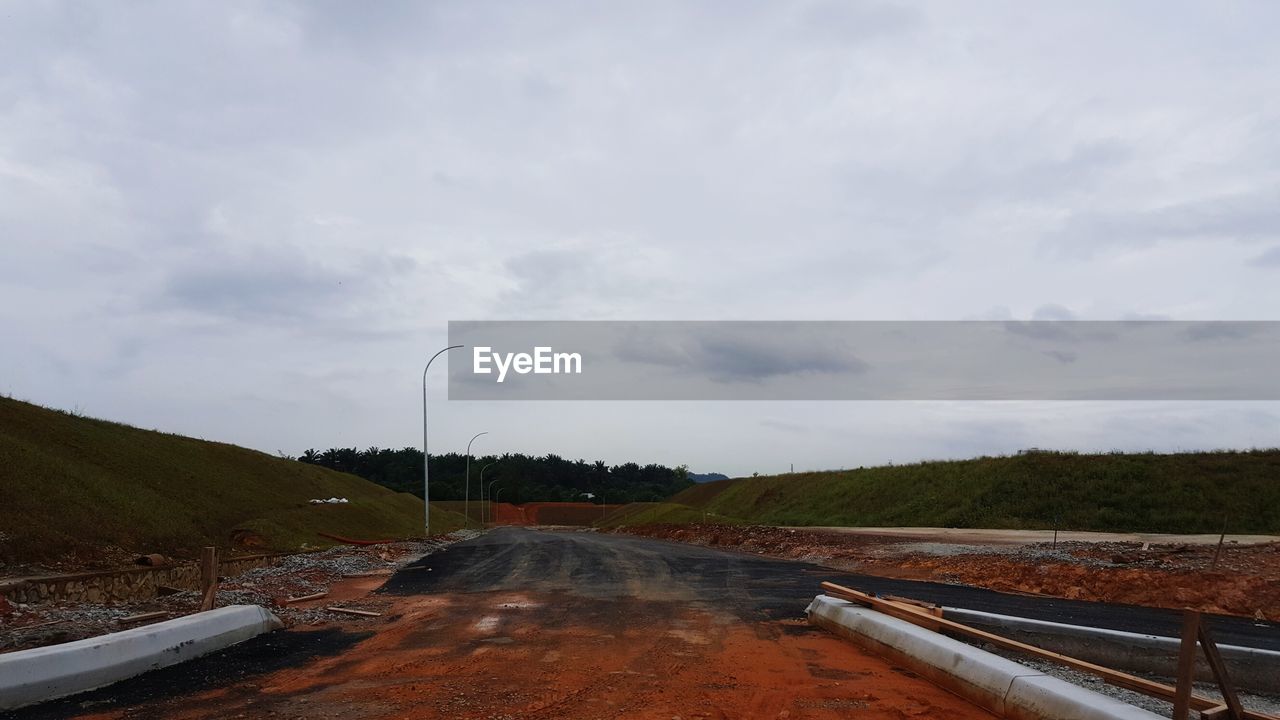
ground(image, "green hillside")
xmin=596 ymin=502 xmax=743 ymax=528
xmin=0 ymin=397 xmax=468 ymax=566
xmin=659 ymin=450 xmax=1280 ymax=534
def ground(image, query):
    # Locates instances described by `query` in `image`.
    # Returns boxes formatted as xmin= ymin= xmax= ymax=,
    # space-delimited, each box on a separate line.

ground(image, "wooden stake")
xmin=1212 ymin=514 xmax=1228 ymax=570
xmin=1173 ymin=610 xmax=1201 ymax=720
xmin=199 ymin=546 xmax=219 ymax=612
xmin=1199 ymin=621 xmax=1246 ymax=720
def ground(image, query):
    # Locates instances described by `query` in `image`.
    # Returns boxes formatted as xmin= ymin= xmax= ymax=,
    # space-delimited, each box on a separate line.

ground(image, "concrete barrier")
xmin=0 ymin=605 xmax=282 ymax=711
xmin=945 ymin=607 xmax=1280 ymax=694
xmin=807 ymin=595 xmax=1164 ymax=720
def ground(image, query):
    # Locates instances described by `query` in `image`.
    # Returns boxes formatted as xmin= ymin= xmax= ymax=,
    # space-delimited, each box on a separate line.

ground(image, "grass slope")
xmin=0 ymin=397 xmax=467 ymax=565
xmin=664 ymin=451 xmax=1280 ymax=534
xmin=595 ymin=502 xmax=745 ymax=528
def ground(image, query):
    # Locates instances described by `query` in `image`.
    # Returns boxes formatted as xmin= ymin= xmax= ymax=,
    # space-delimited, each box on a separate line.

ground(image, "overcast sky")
xmin=3 ymin=1 xmax=1280 ymax=476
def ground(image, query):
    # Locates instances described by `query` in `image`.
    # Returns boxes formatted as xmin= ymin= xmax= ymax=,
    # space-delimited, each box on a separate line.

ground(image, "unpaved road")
xmin=9 ymin=527 xmax=1277 ymax=719
xmin=9 ymin=528 xmax=996 ymax=720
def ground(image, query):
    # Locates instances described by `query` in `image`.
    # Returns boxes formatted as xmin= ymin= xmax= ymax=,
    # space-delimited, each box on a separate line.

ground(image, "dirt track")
xmin=7 ymin=528 xmax=995 ymax=720
xmin=625 ymin=524 xmax=1280 ymax=622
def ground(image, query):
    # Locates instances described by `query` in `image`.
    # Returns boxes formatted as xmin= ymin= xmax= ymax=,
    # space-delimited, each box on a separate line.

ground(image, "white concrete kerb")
xmin=0 ymin=605 xmax=283 ymax=711
xmin=807 ymin=595 xmax=1165 ymax=720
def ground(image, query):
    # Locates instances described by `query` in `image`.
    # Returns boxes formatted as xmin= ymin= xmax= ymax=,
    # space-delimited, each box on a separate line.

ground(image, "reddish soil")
xmin=624 ymin=525 xmax=1280 ymax=620
xmin=67 ymin=589 xmax=994 ymax=720
xmin=490 ymin=502 xmax=623 ymax=526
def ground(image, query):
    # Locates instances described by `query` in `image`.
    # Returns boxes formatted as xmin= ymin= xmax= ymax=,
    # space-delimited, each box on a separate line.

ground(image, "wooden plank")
xmin=118 ymin=611 xmax=168 ymax=624
xmin=1174 ymin=610 xmax=1202 ymax=720
xmin=199 ymin=546 xmax=219 ymax=612
xmin=19 ymin=619 xmax=66 ymax=630
xmin=1199 ymin=622 xmax=1246 ymax=720
xmin=325 ymin=607 xmax=381 ymax=617
xmin=284 ymin=592 xmax=328 ymax=604
xmin=884 ymin=594 xmax=944 ymax=617
xmin=818 ymin=582 xmax=1279 ymax=720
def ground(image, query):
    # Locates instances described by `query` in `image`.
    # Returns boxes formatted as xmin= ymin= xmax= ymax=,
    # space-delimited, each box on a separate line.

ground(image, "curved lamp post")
xmin=486 ymin=478 xmax=503 ymax=524
xmin=423 ymin=345 xmax=462 ymax=536
xmin=479 ymin=461 xmax=497 ymax=525
xmin=464 ymin=431 xmax=488 ymax=528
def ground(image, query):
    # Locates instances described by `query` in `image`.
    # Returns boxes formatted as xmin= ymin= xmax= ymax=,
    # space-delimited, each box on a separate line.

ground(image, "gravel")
xmin=1 ymin=530 xmax=482 ymax=653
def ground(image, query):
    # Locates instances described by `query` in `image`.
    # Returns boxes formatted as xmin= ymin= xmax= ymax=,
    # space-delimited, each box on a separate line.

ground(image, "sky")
xmin=3 ymin=1 xmax=1280 ymax=476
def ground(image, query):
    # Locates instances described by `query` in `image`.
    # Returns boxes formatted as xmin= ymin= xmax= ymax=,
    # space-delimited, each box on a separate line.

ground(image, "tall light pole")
xmin=423 ymin=345 xmax=463 ymax=536
xmin=479 ymin=461 xmax=497 ymax=525
xmin=494 ymin=487 xmax=506 ymax=524
xmin=487 ymin=478 xmax=501 ymax=524
xmin=464 ymin=431 xmax=488 ymax=529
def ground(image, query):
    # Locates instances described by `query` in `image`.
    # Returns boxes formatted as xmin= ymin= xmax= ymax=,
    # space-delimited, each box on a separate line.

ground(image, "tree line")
xmin=296 ymin=447 xmax=693 ymax=504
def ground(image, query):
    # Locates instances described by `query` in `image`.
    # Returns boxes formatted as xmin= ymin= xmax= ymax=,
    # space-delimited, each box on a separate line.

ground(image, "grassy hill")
xmin=596 ymin=502 xmax=739 ymax=528
xmin=651 ymin=450 xmax=1280 ymax=534
xmin=0 ymin=397 xmax=468 ymax=567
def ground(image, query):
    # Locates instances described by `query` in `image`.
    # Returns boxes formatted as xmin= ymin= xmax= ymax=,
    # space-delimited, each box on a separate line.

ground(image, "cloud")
xmin=3 ymin=1 xmax=1280 ymax=472
xmin=153 ymin=247 xmax=414 ymax=326
xmin=1249 ymin=245 xmax=1280 ymax=267
xmin=1042 ymin=349 xmax=1078 ymax=364
xmin=1053 ymin=190 xmax=1280 ymax=257
xmin=614 ymin=326 xmax=869 ymax=383
xmin=1181 ymin=322 xmax=1264 ymax=343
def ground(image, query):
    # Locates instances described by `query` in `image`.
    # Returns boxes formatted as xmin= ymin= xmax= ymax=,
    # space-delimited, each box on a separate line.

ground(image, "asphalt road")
xmin=385 ymin=527 xmax=1280 ymax=650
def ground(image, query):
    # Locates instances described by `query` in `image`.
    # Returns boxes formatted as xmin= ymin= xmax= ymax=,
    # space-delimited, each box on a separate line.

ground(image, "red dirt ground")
xmin=72 ymin=588 xmax=995 ymax=720
xmin=490 ymin=502 xmax=624 ymax=526
xmin=623 ymin=524 xmax=1280 ymax=620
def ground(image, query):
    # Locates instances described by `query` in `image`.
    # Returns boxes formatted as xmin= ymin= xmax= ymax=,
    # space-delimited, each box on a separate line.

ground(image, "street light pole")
xmin=423 ymin=344 xmax=462 ymax=536
xmin=487 ymin=478 xmax=502 ymax=524
xmin=479 ymin=461 xmax=497 ymax=526
xmin=494 ymin=488 xmax=505 ymax=523
xmin=464 ymin=431 xmax=488 ymax=529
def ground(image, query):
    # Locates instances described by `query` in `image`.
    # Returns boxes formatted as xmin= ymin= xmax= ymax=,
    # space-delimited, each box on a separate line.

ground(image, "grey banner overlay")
xmin=447 ymin=321 xmax=1280 ymax=400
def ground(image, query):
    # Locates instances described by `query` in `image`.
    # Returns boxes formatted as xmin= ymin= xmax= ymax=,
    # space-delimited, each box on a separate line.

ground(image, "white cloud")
xmin=2 ymin=1 xmax=1279 ymax=474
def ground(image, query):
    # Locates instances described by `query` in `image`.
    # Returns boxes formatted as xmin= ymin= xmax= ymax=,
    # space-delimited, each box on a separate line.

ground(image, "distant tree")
xmin=294 ymin=446 xmax=694 ymax=503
